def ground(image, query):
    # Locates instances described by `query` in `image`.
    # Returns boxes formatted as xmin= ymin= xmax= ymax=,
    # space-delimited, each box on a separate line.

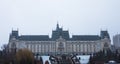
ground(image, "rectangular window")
xmin=39 ymin=45 xmax=41 ymax=53
xmin=81 ymin=44 xmax=83 ymax=52
xmin=74 ymin=45 xmax=76 ymax=52
xmin=84 ymin=44 xmax=87 ymax=52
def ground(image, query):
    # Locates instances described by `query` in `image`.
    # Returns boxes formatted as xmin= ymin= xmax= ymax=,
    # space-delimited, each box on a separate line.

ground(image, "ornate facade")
xmin=8 ymin=24 xmax=111 ymax=55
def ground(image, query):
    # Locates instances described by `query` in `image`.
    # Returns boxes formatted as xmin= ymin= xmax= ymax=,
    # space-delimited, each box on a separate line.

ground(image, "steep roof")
xmin=100 ymin=31 xmax=110 ymax=39
xmin=52 ymin=30 xmax=69 ymax=40
xmin=51 ymin=23 xmax=70 ymax=40
xmin=9 ymin=24 xmax=110 ymax=41
xmin=18 ymin=35 xmax=50 ymax=41
xmin=71 ymin=35 xmax=100 ymax=41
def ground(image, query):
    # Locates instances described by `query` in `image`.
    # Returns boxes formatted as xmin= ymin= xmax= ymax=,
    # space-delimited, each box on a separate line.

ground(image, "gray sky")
xmin=0 ymin=0 xmax=120 ymax=48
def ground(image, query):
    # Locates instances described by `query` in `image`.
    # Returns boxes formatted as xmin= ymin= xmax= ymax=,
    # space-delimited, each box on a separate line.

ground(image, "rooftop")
xmin=9 ymin=24 xmax=110 ymax=41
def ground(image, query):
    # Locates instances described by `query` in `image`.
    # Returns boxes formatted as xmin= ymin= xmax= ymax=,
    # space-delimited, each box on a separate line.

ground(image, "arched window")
xmin=11 ymin=42 xmax=16 ymax=48
xmin=104 ymin=42 xmax=109 ymax=47
xmin=58 ymin=42 xmax=64 ymax=52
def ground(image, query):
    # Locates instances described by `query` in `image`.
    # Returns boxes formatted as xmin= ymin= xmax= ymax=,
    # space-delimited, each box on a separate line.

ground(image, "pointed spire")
xmin=56 ymin=22 xmax=60 ymax=30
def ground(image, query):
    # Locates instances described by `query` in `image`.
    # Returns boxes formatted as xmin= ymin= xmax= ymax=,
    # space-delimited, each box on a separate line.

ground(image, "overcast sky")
xmin=0 ymin=0 xmax=120 ymax=48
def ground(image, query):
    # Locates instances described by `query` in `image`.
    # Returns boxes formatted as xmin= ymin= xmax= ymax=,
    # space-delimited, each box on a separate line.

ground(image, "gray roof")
xmin=10 ymin=24 xmax=109 ymax=41
xmin=71 ymin=35 xmax=100 ymax=41
xmin=52 ymin=30 xmax=69 ymax=40
xmin=18 ymin=35 xmax=50 ymax=41
xmin=100 ymin=31 xmax=110 ymax=39
xmin=17 ymin=35 xmax=100 ymax=41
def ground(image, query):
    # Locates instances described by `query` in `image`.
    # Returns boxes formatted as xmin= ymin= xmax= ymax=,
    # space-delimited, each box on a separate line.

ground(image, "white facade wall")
xmin=8 ymin=37 xmax=110 ymax=55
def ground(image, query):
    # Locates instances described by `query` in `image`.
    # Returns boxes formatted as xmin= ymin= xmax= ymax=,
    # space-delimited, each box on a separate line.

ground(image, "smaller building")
xmin=113 ymin=34 xmax=120 ymax=49
xmin=113 ymin=34 xmax=120 ymax=53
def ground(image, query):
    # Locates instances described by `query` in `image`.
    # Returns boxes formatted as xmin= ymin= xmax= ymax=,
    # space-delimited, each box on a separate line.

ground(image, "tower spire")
xmin=56 ymin=22 xmax=59 ymax=30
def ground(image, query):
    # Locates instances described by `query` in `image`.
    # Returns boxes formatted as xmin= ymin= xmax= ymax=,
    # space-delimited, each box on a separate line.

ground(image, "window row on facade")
xmin=26 ymin=43 xmax=99 ymax=54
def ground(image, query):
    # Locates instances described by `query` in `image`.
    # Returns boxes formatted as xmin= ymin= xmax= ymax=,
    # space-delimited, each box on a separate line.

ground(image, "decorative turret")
xmin=100 ymin=30 xmax=111 ymax=52
xmin=9 ymin=30 xmax=19 ymax=39
xmin=100 ymin=31 xmax=110 ymax=39
xmin=8 ymin=30 xmax=19 ymax=53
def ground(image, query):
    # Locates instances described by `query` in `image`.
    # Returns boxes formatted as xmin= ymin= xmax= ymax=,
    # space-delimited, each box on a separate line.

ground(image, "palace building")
xmin=8 ymin=24 xmax=111 ymax=55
